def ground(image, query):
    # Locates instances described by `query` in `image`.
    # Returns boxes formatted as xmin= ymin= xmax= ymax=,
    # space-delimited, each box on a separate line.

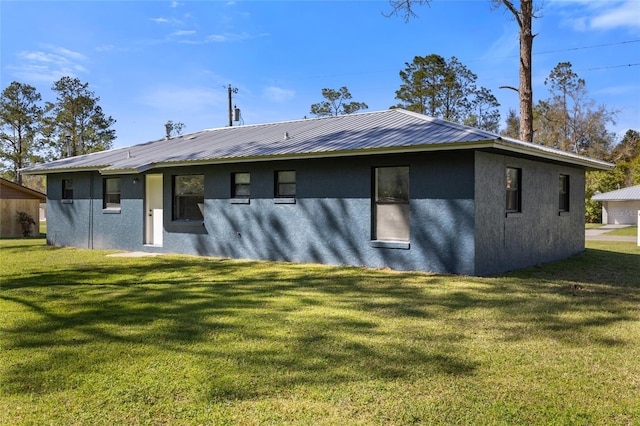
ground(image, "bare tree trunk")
xmin=518 ymin=0 xmax=534 ymax=142
xmin=388 ymin=0 xmax=538 ymax=141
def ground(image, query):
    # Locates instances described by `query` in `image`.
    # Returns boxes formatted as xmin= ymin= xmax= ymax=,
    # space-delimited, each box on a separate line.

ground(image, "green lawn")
xmin=605 ymin=225 xmax=638 ymax=237
xmin=1 ymin=239 xmax=639 ymax=425
xmin=585 ymin=223 xmax=603 ymax=229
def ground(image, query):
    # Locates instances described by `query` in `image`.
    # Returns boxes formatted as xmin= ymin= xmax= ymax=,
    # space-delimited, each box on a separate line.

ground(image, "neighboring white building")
xmin=592 ymin=184 xmax=640 ymax=225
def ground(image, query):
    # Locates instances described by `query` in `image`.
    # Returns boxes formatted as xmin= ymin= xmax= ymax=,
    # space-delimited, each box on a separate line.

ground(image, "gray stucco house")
xmin=592 ymin=184 xmax=640 ymax=225
xmin=22 ymin=109 xmax=612 ymax=275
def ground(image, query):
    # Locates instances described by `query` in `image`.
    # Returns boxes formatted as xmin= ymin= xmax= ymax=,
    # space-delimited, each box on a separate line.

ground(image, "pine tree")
xmin=44 ymin=76 xmax=116 ymax=158
xmin=0 ymin=82 xmax=44 ymax=184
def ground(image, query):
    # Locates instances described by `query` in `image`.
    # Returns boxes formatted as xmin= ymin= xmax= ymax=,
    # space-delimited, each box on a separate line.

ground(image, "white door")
xmin=145 ymin=174 xmax=163 ymax=245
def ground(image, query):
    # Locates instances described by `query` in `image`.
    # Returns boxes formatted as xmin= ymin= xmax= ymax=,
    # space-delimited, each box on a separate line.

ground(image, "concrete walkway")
xmin=585 ymin=225 xmax=638 ymax=242
xmin=106 ymin=251 xmax=163 ymax=257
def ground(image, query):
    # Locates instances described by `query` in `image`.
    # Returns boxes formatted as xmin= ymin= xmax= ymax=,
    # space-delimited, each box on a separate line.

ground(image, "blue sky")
xmin=2 ymin=0 xmax=639 ymax=149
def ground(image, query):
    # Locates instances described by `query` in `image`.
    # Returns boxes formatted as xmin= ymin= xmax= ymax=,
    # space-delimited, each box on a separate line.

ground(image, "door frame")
xmin=144 ymin=173 xmax=163 ymax=246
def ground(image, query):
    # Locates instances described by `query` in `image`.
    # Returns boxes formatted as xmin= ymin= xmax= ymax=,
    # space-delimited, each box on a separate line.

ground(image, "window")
xmin=173 ymin=175 xmax=204 ymax=220
xmin=506 ymin=167 xmax=521 ymax=213
xmin=275 ymin=170 xmax=296 ymax=197
xmin=559 ymin=174 xmax=570 ymax=212
xmin=62 ymin=179 xmax=73 ymax=200
xmin=373 ymin=166 xmax=410 ymax=242
xmin=103 ymin=178 xmax=121 ymax=209
xmin=232 ymin=172 xmax=250 ymax=198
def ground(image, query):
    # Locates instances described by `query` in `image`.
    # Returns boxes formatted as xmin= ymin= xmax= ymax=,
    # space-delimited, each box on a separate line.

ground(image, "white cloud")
xmin=7 ymin=46 xmax=88 ymax=83
xmin=590 ymin=1 xmax=640 ymax=30
xmin=96 ymin=44 xmax=115 ymax=53
xmin=171 ymin=30 xmax=196 ymax=37
xmin=150 ymin=17 xmax=169 ymax=24
xmin=551 ymin=0 xmax=640 ymax=31
xmin=263 ymin=86 xmax=295 ymax=103
xmin=481 ymin=25 xmax=519 ymax=62
xmin=206 ymin=32 xmax=251 ymax=43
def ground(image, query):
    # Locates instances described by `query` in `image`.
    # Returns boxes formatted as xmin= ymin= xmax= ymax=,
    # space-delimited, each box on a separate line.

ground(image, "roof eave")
xmin=20 ymin=165 xmax=108 ymax=175
xmin=19 ymin=137 xmax=613 ymax=175
xmin=491 ymin=139 xmax=614 ymax=171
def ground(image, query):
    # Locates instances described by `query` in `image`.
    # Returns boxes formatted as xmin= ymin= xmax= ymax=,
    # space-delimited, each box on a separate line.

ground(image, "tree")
xmin=393 ymin=54 xmax=448 ymax=116
xmin=496 ymin=0 xmax=536 ymax=143
xmin=44 ymin=76 xmax=116 ymax=158
xmin=164 ymin=120 xmax=186 ymax=138
xmin=393 ymin=54 xmax=500 ymax=131
xmin=609 ymin=129 xmax=640 ymax=187
xmin=534 ymin=62 xmax=616 ymax=159
xmin=0 ymin=82 xmax=44 ymax=185
xmin=310 ymin=87 xmax=368 ymax=117
xmin=610 ymin=129 xmax=640 ymax=164
xmin=386 ymin=0 xmax=539 ymax=142
xmin=464 ymin=86 xmax=501 ymax=133
xmin=501 ymin=108 xmax=520 ymax=139
xmin=585 ymin=130 xmax=640 ymax=222
xmin=585 ymin=167 xmax=627 ymax=223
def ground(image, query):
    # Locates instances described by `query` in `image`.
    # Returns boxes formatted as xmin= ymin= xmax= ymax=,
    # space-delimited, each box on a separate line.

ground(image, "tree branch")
xmin=384 ymin=0 xmax=431 ymax=22
xmin=499 ymin=0 xmax=522 ymax=29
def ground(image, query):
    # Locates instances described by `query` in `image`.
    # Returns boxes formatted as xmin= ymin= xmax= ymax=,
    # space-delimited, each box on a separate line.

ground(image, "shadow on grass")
xmin=507 ymin=245 xmax=640 ymax=288
xmin=1 ymin=241 xmax=638 ymax=401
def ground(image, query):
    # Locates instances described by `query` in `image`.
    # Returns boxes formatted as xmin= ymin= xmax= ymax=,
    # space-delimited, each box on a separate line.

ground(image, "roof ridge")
xmin=200 ymin=109 xmax=391 ymax=134
xmin=394 ymin=109 xmax=500 ymax=139
xmin=593 ymin=183 xmax=640 ymax=200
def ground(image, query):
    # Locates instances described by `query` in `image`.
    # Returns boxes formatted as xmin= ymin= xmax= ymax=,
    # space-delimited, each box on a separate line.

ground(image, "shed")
xmin=0 ymin=178 xmax=46 ymax=237
xmin=592 ymin=184 xmax=640 ymax=225
xmin=22 ymin=109 xmax=613 ymax=275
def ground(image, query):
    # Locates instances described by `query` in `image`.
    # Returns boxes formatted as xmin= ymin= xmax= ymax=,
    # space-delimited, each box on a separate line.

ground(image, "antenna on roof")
xmin=227 ymin=84 xmax=238 ymax=127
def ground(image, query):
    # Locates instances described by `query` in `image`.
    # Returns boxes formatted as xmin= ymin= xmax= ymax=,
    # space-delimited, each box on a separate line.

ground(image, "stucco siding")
xmin=46 ymin=172 xmax=91 ymax=248
xmin=44 ymin=150 xmax=586 ymax=275
xmin=44 ymin=152 xmax=477 ymax=274
xmin=474 ymin=151 xmax=585 ymax=275
xmin=46 ymin=173 xmax=144 ymax=250
xmin=157 ymin=153 xmax=476 ymax=274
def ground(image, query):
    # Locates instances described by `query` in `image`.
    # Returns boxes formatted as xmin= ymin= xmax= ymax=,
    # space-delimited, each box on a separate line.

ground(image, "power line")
xmin=277 ymin=39 xmax=640 ymax=83
xmin=533 ymin=39 xmax=640 ymax=56
xmin=582 ymin=63 xmax=640 ymax=72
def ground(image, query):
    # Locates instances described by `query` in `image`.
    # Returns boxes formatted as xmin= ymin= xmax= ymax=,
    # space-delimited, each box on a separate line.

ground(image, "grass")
xmin=585 ymin=223 xmax=603 ymax=229
xmin=1 ymin=239 xmax=639 ymax=425
xmin=605 ymin=225 xmax=638 ymax=237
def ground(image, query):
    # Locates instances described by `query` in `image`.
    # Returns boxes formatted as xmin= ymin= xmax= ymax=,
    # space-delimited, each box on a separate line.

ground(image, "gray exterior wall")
xmin=474 ymin=151 xmax=586 ymax=276
xmin=46 ymin=171 xmax=145 ymax=251
xmin=45 ymin=150 xmax=586 ymax=276
xmin=45 ymin=152 xmax=477 ymax=274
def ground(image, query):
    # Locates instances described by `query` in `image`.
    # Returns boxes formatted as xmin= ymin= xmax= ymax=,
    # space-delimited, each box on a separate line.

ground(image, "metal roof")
xmin=21 ymin=109 xmax=613 ymax=175
xmin=592 ymin=184 xmax=640 ymax=201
